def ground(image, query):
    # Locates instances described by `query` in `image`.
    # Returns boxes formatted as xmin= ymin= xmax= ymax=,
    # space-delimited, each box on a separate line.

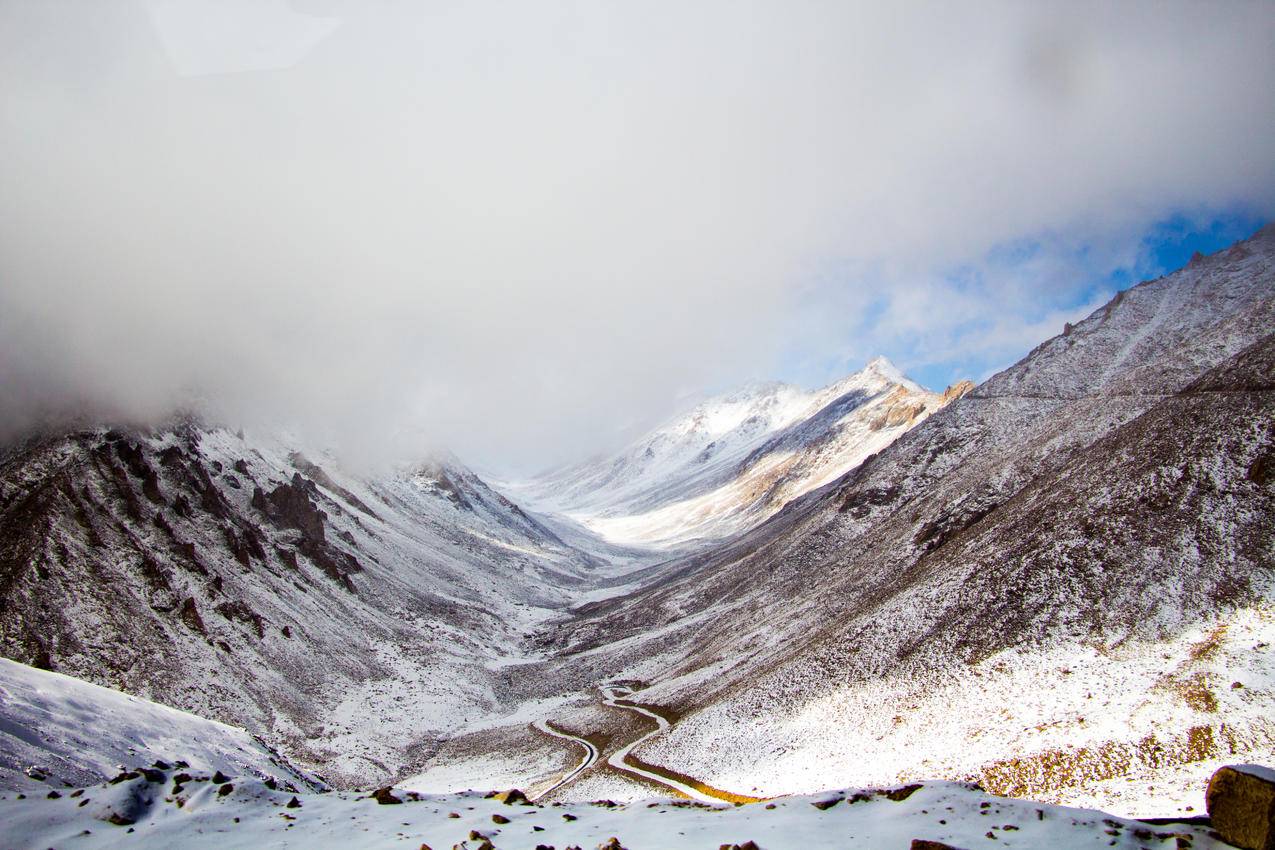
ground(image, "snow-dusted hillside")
xmin=0 ymin=661 xmax=1235 ymax=850
xmin=540 ymin=224 xmax=1275 ymax=815
xmin=509 ymin=357 xmax=967 ymax=547
xmin=0 ymin=657 xmax=319 ymax=793
xmin=0 ymin=422 xmax=620 ymax=788
xmin=1 ymin=227 xmax=1272 ymax=832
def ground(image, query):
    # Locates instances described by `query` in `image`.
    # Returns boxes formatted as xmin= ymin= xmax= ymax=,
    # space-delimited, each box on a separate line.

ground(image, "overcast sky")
xmin=1 ymin=1 xmax=1273 ymax=473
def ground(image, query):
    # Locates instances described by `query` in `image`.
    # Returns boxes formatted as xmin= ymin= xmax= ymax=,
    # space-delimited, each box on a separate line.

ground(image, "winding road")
xmin=530 ymin=719 xmax=599 ymax=801
xmin=599 ymin=684 xmax=724 ymax=804
xmin=533 ymin=683 xmax=762 ymax=805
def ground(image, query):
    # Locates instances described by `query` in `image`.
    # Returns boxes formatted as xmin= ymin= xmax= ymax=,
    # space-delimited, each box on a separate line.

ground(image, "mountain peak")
xmin=862 ymin=355 xmax=906 ymax=383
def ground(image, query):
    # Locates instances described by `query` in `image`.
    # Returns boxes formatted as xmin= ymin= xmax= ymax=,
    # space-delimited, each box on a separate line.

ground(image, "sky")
xmin=1 ymin=1 xmax=1273 ymax=473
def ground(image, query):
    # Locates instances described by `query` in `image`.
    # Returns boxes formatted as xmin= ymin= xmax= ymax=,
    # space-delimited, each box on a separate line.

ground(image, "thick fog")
xmin=1 ymin=1 xmax=1272 ymax=471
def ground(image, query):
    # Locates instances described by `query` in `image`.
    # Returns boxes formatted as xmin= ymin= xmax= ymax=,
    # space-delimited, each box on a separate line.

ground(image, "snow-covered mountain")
xmin=0 ymin=656 xmax=320 ymax=793
xmin=1 ymin=226 xmax=1273 ymax=835
xmin=530 ymin=223 xmax=1275 ymax=815
xmin=509 ymin=357 xmax=969 ymax=547
xmin=0 ymin=421 xmax=617 ymax=788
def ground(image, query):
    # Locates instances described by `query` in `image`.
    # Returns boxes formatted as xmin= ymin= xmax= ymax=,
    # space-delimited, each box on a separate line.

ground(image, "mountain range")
xmin=1 ymin=224 xmax=1272 ymax=827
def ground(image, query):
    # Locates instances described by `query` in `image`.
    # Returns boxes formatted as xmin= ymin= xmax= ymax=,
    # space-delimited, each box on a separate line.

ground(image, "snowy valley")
xmin=1 ymin=226 xmax=1273 ymax=848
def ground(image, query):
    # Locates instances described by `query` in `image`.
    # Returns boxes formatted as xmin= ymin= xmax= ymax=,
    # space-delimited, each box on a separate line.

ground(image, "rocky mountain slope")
xmin=510 ymin=357 xmax=969 ymax=547
xmin=0 ymin=422 xmax=615 ymax=788
xmin=534 ymin=224 xmax=1275 ymax=814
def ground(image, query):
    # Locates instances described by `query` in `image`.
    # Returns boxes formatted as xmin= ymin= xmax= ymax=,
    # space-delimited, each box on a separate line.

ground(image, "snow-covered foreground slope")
xmin=0 ymin=657 xmax=319 ymax=793
xmin=510 ymin=357 xmax=967 ymax=547
xmin=0 ymin=772 xmax=1232 ymax=850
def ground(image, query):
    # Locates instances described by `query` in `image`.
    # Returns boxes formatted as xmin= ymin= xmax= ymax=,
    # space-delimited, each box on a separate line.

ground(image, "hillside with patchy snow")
xmin=0 ymin=422 xmax=622 ymax=788
xmin=0 ymin=657 xmax=1239 ymax=850
xmin=1 ymin=228 xmax=1272 ymax=838
xmin=536 ymin=225 xmax=1275 ymax=816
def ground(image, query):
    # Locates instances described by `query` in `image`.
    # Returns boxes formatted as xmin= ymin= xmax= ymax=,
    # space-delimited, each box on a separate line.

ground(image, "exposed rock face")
xmin=251 ymin=473 xmax=361 ymax=589
xmin=1206 ymin=765 xmax=1275 ymax=850
xmin=942 ymin=380 xmax=975 ymax=404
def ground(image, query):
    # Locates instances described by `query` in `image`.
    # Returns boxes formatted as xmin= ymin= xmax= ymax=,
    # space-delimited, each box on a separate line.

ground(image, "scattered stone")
xmin=1206 ymin=764 xmax=1275 ymax=850
xmin=218 ymin=783 xmax=234 ymax=797
xmin=812 ymin=796 xmax=841 ymax=810
xmin=490 ymin=788 xmax=531 ymax=805
xmin=153 ymin=760 xmax=170 ymax=770
xmin=108 ymin=771 xmax=140 ymax=785
xmin=562 ymin=812 xmax=578 ymax=821
xmin=286 ymin=796 xmax=302 ymax=809
xmin=47 ymin=790 xmax=62 ymax=799
xmin=447 ymin=811 xmax=460 ymax=818
xmin=491 ymin=813 xmax=510 ymax=824
xmin=141 ymin=768 xmax=165 ymax=783
xmin=884 ymin=784 xmax=924 ymax=801
xmin=211 ymin=770 xmax=232 ymax=785
xmin=911 ymin=841 xmax=968 ymax=850
xmin=371 ymin=787 xmax=403 ymax=805
xmin=597 ymin=839 xmax=627 ymax=850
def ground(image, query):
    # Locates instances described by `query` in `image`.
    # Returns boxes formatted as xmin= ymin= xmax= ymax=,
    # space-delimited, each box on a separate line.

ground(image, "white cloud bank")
xmin=1 ymin=1 xmax=1272 ymax=470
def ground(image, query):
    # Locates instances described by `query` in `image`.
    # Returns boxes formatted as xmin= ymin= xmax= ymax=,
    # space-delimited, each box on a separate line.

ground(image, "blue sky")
xmin=782 ymin=210 xmax=1267 ymax=395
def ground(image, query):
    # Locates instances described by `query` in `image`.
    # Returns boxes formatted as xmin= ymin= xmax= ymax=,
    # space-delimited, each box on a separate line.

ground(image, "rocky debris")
xmin=910 ymin=841 xmax=967 ymax=850
xmin=211 ymin=771 xmax=231 ymax=785
xmin=596 ymin=839 xmax=628 ymax=850
xmin=719 ymin=842 xmax=761 ymax=850
xmin=177 ymin=596 xmax=206 ymax=634
xmin=811 ymin=795 xmax=842 ymax=810
xmin=214 ymin=599 xmax=266 ymax=639
xmin=883 ymin=783 xmax=924 ymax=801
xmin=1206 ymin=764 xmax=1275 ymax=850
xmin=488 ymin=788 xmax=531 ymax=805
xmin=371 ymin=786 xmax=403 ymax=805
xmin=490 ymin=813 xmax=509 ymax=824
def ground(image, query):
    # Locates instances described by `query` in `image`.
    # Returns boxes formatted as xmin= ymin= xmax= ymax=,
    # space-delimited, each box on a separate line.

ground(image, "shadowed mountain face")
xmin=0 ymin=424 xmax=607 ymax=787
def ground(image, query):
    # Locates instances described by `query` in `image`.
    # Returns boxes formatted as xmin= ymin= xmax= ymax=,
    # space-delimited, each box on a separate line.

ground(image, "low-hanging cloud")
xmin=1 ymin=1 xmax=1273 ymax=472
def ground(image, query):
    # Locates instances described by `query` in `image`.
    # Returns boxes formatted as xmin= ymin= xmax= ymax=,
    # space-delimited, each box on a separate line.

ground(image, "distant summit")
xmin=507 ymin=357 xmax=966 ymax=547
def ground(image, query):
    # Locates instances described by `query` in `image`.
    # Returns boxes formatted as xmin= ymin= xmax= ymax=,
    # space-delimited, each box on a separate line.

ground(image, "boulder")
xmin=371 ymin=786 xmax=403 ymax=805
xmin=1205 ymin=764 xmax=1275 ymax=850
xmin=490 ymin=788 xmax=531 ymax=805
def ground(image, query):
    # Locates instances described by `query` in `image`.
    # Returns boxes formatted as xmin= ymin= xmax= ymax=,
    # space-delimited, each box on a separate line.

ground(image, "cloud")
xmin=1 ymin=1 xmax=1272 ymax=471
